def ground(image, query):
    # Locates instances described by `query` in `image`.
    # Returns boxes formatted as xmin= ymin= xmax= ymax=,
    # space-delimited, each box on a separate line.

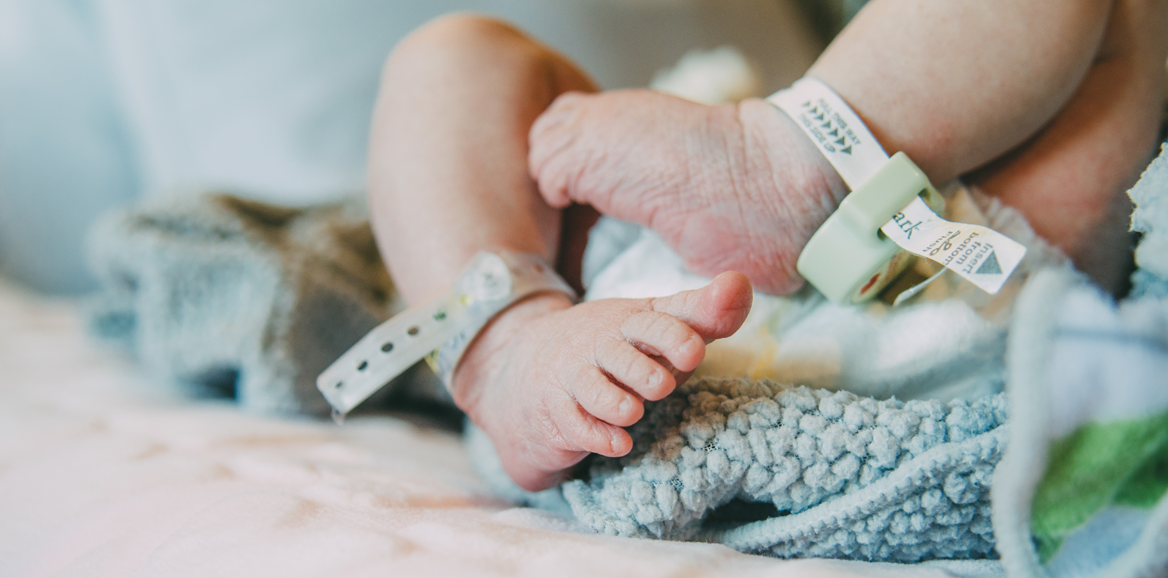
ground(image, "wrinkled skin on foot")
xmin=530 ymin=90 xmax=847 ymax=296
xmin=453 ymin=272 xmax=753 ymax=491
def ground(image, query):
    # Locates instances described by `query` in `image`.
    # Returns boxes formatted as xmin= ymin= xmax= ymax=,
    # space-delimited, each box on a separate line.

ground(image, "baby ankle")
xmin=448 ymin=291 xmax=573 ymax=412
xmin=741 ymin=98 xmax=847 ymax=218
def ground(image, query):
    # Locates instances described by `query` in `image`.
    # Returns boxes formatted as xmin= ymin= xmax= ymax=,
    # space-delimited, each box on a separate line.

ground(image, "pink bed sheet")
xmin=0 ymin=282 xmax=980 ymax=578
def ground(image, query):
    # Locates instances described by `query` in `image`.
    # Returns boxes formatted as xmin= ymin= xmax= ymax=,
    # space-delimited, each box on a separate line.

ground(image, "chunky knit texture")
xmin=557 ymin=378 xmax=1006 ymax=561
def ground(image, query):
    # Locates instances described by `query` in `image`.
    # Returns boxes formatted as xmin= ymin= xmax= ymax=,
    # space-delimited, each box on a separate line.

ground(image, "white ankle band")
xmin=768 ymin=77 xmax=891 ymax=190
xmin=767 ymin=77 xmax=1026 ymax=304
xmin=317 ymin=251 xmax=576 ymax=415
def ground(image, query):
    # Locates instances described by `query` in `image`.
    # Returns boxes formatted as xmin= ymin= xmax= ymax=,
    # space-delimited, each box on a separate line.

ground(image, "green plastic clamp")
xmin=796 ymin=151 xmax=945 ymax=304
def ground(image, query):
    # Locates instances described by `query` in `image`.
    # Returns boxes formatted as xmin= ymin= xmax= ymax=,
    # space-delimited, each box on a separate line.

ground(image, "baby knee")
xmin=417 ymin=14 xmax=530 ymax=45
xmin=383 ymin=14 xmax=544 ymax=77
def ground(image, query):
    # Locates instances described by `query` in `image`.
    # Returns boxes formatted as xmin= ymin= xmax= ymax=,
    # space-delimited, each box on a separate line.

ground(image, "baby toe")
xmin=620 ymin=310 xmax=706 ymax=373
xmin=553 ymin=394 xmax=634 ymax=457
xmin=595 ymin=338 xmax=676 ymax=401
xmin=571 ymin=363 xmax=645 ymax=427
xmin=649 ymin=271 xmax=753 ymax=340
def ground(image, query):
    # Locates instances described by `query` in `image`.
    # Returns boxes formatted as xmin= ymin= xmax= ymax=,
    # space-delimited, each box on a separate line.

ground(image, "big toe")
xmin=651 ymin=272 xmax=753 ymax=341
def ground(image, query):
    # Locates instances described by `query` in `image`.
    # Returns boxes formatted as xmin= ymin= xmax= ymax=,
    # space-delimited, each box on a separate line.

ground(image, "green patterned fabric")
xmin=1032 ymin=412 xmax=1168 ymax=560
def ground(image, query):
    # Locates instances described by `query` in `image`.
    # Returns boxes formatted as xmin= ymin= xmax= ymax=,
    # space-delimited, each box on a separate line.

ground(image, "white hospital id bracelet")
xmin=316 ymin=251 xmax=576 ymax=416
xmin=767 ymin=77 xmax=1026 ymax=304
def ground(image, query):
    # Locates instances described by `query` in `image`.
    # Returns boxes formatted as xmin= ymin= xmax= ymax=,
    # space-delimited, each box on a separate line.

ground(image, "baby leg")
xmin=529 ymin=0 xmax=1160 ymax=296
xmin=966 ymin=0 xmax=1168 ymax=294
xmin=369 ymin=14 xmax=596 ymax=304
xmin=367 ymin=16 xmax=753 ymax=491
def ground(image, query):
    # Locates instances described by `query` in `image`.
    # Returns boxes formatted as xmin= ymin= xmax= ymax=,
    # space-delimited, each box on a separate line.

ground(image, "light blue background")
xmin=0 ymin=0 xmax=821 ymax=294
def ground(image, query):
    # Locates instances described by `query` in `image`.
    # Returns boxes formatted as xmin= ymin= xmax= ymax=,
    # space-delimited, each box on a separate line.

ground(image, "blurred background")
xmin=0 ymin=0 xmax=860 ymax=295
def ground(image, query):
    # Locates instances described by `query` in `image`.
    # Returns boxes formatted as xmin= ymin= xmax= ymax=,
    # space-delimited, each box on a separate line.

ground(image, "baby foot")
xmin=452 ymin=271 xmax=752 ymax=491
xmin=529 ymin=90 xmax=847 ymax=295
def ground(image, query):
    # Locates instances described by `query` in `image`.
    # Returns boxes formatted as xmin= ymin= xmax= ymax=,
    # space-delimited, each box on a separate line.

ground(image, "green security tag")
xmin=796 ymin=152 xmax=944 ymax=304
xmin=768 ymin=78 xmax=1025 ymax=304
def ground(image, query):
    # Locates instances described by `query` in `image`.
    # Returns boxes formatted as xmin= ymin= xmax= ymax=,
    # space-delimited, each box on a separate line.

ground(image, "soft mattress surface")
xmin=0 ymin=281 xmax=989 ymax=577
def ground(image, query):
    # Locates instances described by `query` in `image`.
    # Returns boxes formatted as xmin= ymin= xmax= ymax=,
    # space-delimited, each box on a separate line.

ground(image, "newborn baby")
xmin=367 ymin=1 xmax=1167 ymax=491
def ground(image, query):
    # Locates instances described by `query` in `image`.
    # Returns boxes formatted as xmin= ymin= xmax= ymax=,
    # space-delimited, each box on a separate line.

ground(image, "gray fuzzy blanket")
xmin=87 ymin=194 xmax=399 ymax=415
